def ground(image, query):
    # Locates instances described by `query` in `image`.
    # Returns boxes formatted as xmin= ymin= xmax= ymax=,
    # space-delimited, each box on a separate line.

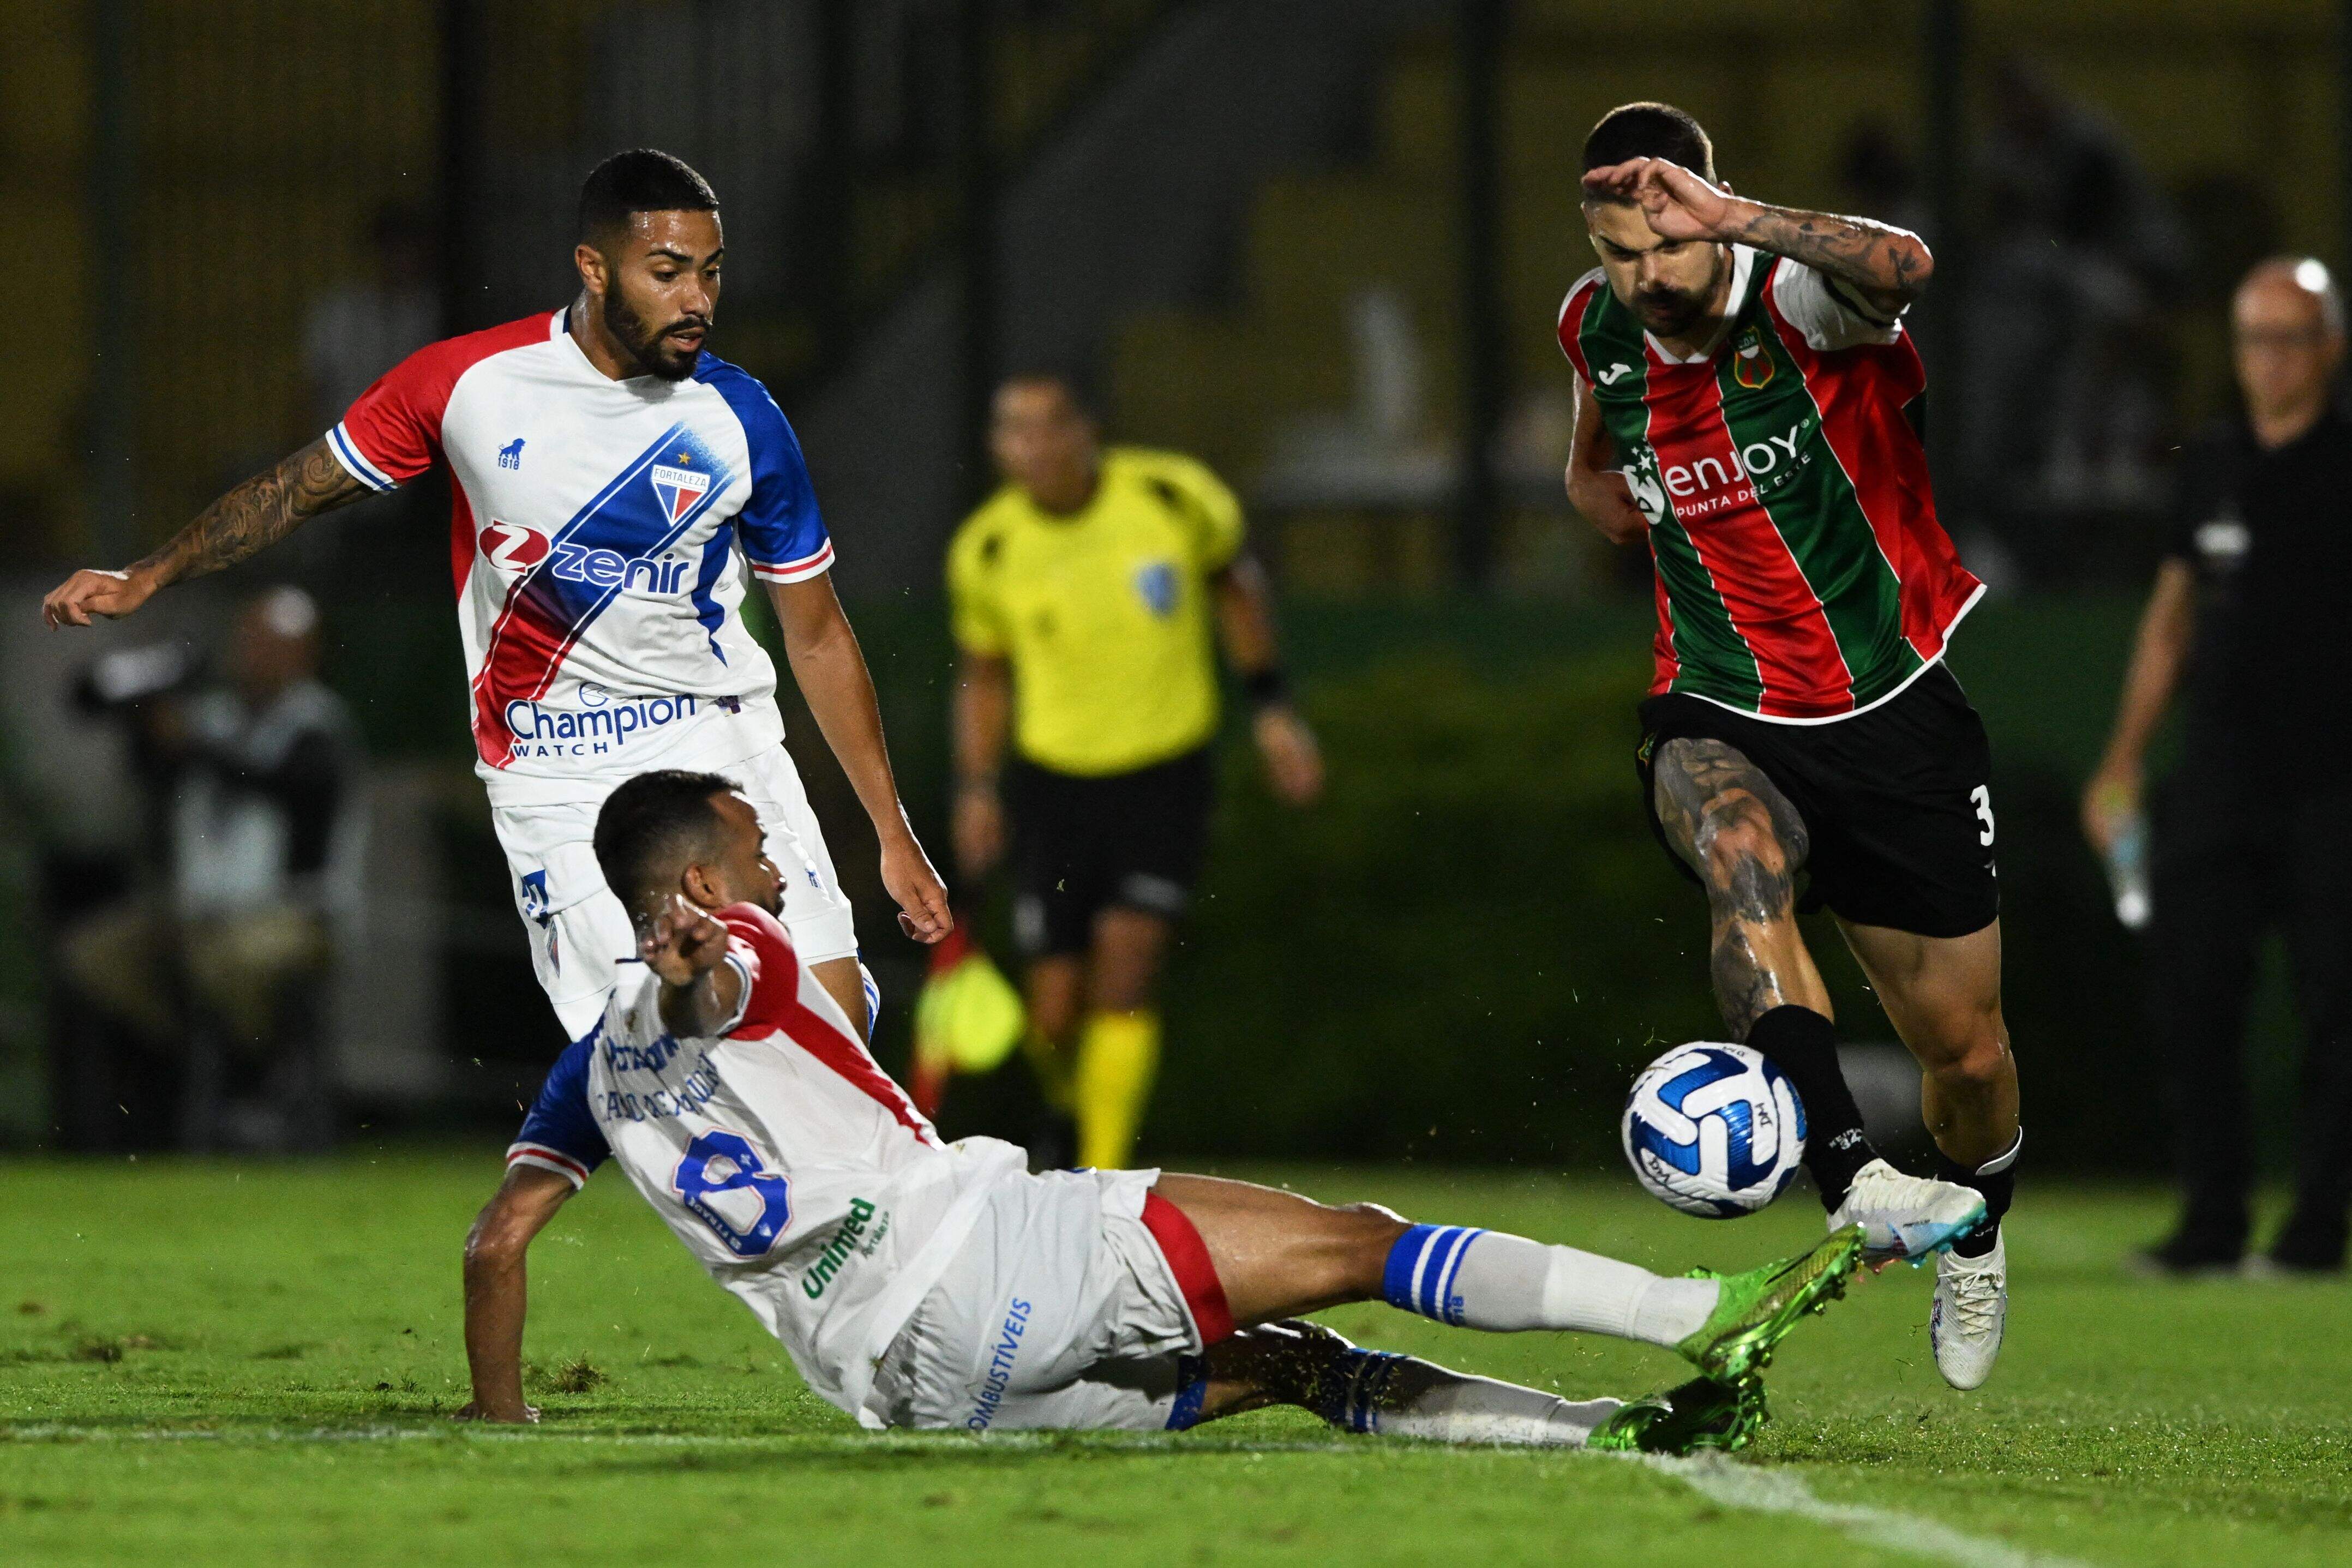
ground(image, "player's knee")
xmin=1922 ymin=1014 xmax=2008 ymax=1090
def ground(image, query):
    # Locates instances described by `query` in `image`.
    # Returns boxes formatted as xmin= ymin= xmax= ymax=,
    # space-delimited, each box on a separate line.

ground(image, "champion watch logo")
xmin=650 ymin=456 xmax=712 ymax=522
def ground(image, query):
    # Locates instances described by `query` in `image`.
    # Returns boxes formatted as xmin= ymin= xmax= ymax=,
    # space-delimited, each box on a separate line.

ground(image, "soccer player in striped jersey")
xmin=458 ymin=767 xmax=1866 ymax=1449
xmin=1559 ymin=103 xmax=2019 ymax=1389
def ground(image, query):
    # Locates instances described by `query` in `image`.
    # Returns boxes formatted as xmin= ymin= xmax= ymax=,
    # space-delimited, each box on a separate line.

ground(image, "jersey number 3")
xmin=672 ymin=1128 xmax=791 ymax=1257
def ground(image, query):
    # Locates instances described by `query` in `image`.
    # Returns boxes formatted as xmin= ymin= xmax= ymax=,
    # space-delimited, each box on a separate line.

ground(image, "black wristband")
xmin=1242 ymin=666 xmax=1292 ymax=710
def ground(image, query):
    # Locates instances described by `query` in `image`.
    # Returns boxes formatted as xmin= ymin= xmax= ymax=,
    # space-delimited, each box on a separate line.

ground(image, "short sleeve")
xmin=945 ymin=517 xmax=1011 ymax=658
xmin=506 ymin=1029 xmax=611 ymax=1189
xmin=698 ymin=361 xmax=834 ymax=584
xmin=1767 ymin=259 xmax=1906 ymax=352
xmin=1146 ymin=454 xmax=1246 ymax=573
xmin=328 ymin=344 xmax=453 ymax=491
xmin=716 ymin=901 xmax=803 ymax=1037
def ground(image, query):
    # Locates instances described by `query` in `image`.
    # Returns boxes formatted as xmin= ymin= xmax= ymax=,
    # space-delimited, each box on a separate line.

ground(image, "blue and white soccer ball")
xmin=1621 ymin=1042 xmax=1807 ymax=1217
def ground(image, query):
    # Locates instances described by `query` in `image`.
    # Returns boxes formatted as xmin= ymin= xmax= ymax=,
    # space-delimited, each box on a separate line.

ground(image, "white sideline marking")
xmin=1643 ymin=1453 xmax=2097 ymax=1568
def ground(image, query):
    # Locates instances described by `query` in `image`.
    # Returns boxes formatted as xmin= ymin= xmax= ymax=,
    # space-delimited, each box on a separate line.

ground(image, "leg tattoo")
xmin=1652 ymin=739 xmax=1818 ymax=1035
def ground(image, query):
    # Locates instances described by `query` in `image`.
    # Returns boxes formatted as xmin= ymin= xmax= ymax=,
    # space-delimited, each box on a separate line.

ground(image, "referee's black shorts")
xmin=1006 ymin=746 xmax=1216 ymax=958
xmin=1634 ymin=662 xmax=1999 ymax=939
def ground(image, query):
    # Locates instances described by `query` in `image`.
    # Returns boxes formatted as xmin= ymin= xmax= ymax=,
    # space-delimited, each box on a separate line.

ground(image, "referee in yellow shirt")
xmin=948 ymin=371 xmax=1323 ymax=1168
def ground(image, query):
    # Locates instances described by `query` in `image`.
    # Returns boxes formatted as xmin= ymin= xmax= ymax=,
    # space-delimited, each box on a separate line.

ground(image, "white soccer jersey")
xmin=327 ymin=310 xmax=836 ymax=806
xmin=507 ymin=902 xmax=1027 ymax=1422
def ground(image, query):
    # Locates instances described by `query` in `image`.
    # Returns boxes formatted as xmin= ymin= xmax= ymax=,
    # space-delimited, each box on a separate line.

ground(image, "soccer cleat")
xmin=1827 ymin=1158 xmax=1987 ymax=1260
xmin=1588 ymin=1375 xmax=1769 ymax=1455
xmin=1929 ymin=1230 xmax=2006 ymax=1389
xmin=1675 ymin=1224 xmax=1864 ymax=1385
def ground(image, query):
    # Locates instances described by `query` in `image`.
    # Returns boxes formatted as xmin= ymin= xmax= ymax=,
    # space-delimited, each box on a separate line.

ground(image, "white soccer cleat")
xmin=1930 ymin=1231 xmax=2006 ymax=1390
xmin=1826 ymin=1158 xmax=1986 ymax=1260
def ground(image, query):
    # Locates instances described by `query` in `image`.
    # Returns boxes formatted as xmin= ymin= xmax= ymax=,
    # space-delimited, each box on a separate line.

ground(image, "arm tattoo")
xmin=1651 ymin=738 xmax=1814 ymax=1036
xmin=131 ymin=437 xmax=370 ymax=587
xmin=1730 ymin=202 xmax=1930 ymax=311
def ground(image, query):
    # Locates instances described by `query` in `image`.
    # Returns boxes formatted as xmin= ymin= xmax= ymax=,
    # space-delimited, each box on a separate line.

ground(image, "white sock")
xmin=1339 ymin=1353 xmax=1622 ymax=1447
xmin=1387 ymin=1225 xmax=1718 ymax=1348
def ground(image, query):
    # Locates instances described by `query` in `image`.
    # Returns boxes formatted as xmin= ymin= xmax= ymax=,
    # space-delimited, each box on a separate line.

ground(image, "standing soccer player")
xmin=42 ymin=150 xmax=951 ymax=1042
xmin=947 ymin=373 xmax=1322 ymax=1169
xmin=1558 ymin=104 xmax=2019 ymax=1388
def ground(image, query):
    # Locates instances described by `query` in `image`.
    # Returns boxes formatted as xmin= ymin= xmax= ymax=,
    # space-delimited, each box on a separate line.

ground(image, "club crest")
xmin=650 ymin=459 xmax=713 ymax=523
xmin=1134 ymin=560 xmax=1180 ymax=618
xmin=1731 ymin=327 xmax=1775 ymax=390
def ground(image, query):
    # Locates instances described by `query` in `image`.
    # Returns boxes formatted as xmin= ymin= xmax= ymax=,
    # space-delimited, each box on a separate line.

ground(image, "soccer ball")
xmin=1621 ymin=1042 xmax=1807 ymax=1217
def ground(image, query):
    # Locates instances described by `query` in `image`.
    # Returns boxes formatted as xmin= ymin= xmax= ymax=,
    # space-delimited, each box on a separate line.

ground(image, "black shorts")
xmin=1635 ymin=662 xmax=1999 ymax=938
xmin=1006 ymin=746 xmax=1216 ymax=958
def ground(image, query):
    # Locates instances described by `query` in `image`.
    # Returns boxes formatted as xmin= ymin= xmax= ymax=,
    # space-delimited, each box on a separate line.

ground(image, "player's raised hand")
xmin=1582 ymin=158 xmax=1738 ymax=244
xmin=881 ymin=832 xmax=954 ymax=945
xmin=42 ymin=567 xmax=158 ymax=629
xmin=642 ymin=894 xmax=728 ymax=987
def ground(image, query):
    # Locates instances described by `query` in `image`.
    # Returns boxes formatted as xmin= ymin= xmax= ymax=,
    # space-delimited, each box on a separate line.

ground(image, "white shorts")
xmin=863 ymin=1167 xmax=1228 ymax=1433
xmin=491 ymin=745 xmax=859 ymax=1039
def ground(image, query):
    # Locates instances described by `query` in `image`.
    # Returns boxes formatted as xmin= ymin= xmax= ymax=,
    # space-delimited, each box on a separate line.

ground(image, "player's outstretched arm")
xmin=764 ymin=574 xmax=953 ymax=944
xmin=458 ymin=1164 xmax=578 ymax=1423
xmin=1583 ymin=157 xmax=1933 ymax=318
xmin=41 ymin=436 xmax=369 ymax=629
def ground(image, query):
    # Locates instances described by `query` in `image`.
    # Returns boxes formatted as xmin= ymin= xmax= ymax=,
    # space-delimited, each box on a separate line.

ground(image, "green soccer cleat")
xmin=1674 ymin=1224 xmax=1865 ymax=1386
xmin=1587 ymin=1375 xmax=1769 ymax=1456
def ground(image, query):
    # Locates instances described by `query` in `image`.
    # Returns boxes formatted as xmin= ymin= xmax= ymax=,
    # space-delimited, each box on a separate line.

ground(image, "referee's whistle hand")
xmin=1255 ymin=707 xmax=1325 ymax=807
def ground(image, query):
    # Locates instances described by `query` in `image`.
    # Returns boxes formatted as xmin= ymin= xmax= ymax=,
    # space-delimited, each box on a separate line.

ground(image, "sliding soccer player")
xmin=459 ymin=768 xmax=1862 ymax=1448
xmin=41 ymin=149 xmax=950 ymax=1042
xmin=1559 ymin=103 xmax=2019 ymax=1388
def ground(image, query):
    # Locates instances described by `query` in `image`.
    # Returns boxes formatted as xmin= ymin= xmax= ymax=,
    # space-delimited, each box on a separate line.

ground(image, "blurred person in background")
xmin=2085 ymin=257 xmax=2352 ymax=1278
xmin=303 ymin=204 xmax=441 ymax=436
xmin=60 ymin=586 xmax=357 ymax=1148
xmin=1963 ymin=56 xmax=2187 ymax=513
xmin=947 ymin=371 xmax=1323 ymax=1170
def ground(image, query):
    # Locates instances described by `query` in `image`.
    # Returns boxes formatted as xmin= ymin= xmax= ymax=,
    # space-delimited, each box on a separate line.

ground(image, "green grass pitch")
xmin=3 ymin=1153 xmax=2348 ymax=1566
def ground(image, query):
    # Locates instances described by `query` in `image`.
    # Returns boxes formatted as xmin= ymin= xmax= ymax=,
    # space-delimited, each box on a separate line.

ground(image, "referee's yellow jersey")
xmin=947 ymin=447 xmax=1245 ymax=777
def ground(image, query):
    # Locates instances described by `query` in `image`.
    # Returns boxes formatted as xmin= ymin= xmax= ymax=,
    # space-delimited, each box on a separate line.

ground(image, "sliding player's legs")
xmin=865 ymin=1167 xmax=1859 ymax=1449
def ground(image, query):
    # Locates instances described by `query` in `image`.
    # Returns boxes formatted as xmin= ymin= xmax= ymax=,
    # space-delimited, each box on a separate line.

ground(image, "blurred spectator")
xmin=1962 ymin=57 xmax=2187 ymax=515
xmin=302 ymin=205 xmax=440 ymax=435
xmin=1836 ymin=118 xmax=1931 ymax=241
xmin=2084 ymin=258 xmax=2352 ymax=1277
xmin=58 ymin=587 xmax=361 ymax=1150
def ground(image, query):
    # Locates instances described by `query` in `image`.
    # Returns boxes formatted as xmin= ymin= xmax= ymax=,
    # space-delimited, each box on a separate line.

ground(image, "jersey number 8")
xmin=671 ymin=1128 xmax=791 ymax=1257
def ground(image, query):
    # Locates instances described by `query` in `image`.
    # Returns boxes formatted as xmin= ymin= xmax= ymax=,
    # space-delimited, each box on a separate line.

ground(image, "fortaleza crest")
xmin=650 ymin=457 xmax=712 ymax=522
xmin=1731 ymin=327 xmax=1776 ymax=390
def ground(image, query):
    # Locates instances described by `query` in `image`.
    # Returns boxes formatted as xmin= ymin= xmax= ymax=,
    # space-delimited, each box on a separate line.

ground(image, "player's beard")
xmin=1632 ymin=252 xmax=1727 ymax=340
xmin=603 ymin=288 xmax=705 ymax=381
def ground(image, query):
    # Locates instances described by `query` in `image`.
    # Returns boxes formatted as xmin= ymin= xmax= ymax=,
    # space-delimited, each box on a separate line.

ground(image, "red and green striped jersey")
xmin=1558 ymin=247 xmax=1983 ymax=721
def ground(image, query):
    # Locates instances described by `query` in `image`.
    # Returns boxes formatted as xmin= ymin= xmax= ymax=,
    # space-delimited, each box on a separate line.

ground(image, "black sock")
xmin=1939 ymin=1131 xmax=2020 ymax=1259
xmin=1745 ymin=1005 xmax=1875 ymax=1210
